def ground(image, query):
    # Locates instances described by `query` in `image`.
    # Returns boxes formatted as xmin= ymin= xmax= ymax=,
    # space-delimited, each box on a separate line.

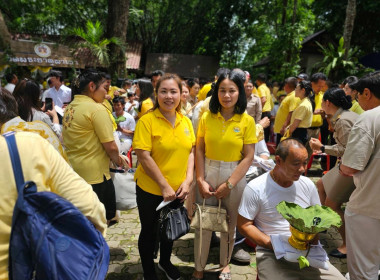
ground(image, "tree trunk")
xmin=292 ymin=0 xmax=298 ymax=24
xmin=343 ymin=0 xmax=356 ymax=59
xmin=281 ymin=0 xmax=288 ymax=26
xmin=0 ymin=10 xmax=12 ymax=50
xmin=107 ymin=0 xmax=130 ymax=77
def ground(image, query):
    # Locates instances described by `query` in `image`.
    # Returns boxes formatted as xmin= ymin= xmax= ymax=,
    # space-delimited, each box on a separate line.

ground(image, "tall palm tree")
xmin=73 ymin=20 xmax=124 ymax=67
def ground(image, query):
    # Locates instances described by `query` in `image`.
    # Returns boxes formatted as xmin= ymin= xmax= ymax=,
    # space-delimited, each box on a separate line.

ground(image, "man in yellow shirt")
xmin=274 ymin=77 xmax=300 ymax=145
xmin=256 ymin=73 xmax=273 ymax=142
xmin=151 ymin=70 xmax=164 ymax=89
xmin=0 ymin=132 xmax=107 ymax=279
xmin=197 ymin=68 xmax=228 ymax=101
xmin=308 ymin=73 xmax=327 ymax=140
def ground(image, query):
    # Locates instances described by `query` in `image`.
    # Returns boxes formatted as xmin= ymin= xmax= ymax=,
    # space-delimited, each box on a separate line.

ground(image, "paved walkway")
xmin=106 ymin=161 xmax=347 ymax=279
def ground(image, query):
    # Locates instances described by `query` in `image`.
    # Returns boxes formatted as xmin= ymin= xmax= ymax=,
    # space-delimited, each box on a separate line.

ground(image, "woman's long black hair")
xmin=209 ymin=69 xmax=247 ymax=114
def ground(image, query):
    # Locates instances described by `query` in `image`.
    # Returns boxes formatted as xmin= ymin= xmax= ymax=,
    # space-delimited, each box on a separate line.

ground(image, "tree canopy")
xmin=1 ymin=0 xmax=379 ymax=80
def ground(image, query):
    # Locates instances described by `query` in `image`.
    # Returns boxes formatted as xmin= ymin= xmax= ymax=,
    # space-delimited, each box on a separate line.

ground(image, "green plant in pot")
xmin=276 ymin=201 xmax=342 ymax=269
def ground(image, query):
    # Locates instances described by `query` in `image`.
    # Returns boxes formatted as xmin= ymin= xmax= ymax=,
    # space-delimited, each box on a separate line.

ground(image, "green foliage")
xmin=0 ymin=0 xmax=108 ymax=35
xmin=72 ymin=20 xmax=124 ymax=67
xmin=297 ymin=256 xmax=310 ymax=269
xmin=241 ymin=0 xmax=316 ymax=81
xmin=276 ymin=201 xmax=342 ymax=234
xmin=316 ymin=37 xmax=372 ymax=82
xmin=312 ymin=0 xmax=380 ymax=54
xmin=127 ymin=0 xmax=256 ymax=67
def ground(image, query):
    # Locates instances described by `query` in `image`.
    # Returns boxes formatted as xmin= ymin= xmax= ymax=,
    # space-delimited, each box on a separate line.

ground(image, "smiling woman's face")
xmin=218 ymin=79 xmax=239 ymax=110
xmin=157 ymin=79 xmax=181 ymax=113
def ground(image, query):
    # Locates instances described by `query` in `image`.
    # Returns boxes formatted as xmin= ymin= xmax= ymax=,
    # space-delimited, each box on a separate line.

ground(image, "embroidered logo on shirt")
xmin=184 ymin=127 xmax=190 ymax=136
xmin=233 ymin=126 xmax=240 ymax=133
xmin=62 ymin=106 xmax=75 ymax=129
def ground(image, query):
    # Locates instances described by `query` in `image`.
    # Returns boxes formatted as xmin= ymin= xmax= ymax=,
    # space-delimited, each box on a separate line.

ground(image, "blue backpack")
xmin=4 ymin=132 xmax=110 ymax=280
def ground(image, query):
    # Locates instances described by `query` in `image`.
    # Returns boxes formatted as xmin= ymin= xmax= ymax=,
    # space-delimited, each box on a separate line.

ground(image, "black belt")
xmin=308 ymin=127 xmax=320 ymax=130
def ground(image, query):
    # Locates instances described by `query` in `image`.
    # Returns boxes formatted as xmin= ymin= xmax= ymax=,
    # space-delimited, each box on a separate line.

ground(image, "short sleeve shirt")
xmin=197 ymin=82 xmax=213 ymax=101
xmin=311 ymin=91 xmax=324 ymax=127
xmin=45 ymin=84 xmax=72 ymax=108
xmin=138 ymin=98 xmax=154 ymax=119
xmin=238 ymin=172 xmax=320 ymax=249
xmin=342 ymin=106 xmax=380 ymax=219
xmin=198 ymin=111 xmax=257 ymax=162
xmin=62 ymin=95 xmax=114 ymax=184
xmin=350 ymin=100 xmax=364 ymax=115
xmin=113 ymin=111 xmax=136 ymax=142
xmin=133 ymin=109 xmax=195 ymax=196
xmin=258 ymin=84 xmax=273 ymax=112
xmin=273 ymin=91 xmax=301 ymax=133
xmin=290 ymin=98 xmax=313 ymax=128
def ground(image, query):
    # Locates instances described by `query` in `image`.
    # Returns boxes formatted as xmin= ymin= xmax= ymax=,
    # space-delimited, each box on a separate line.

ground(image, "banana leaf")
xmin=276 ymin=201 xmax=342 ymax=233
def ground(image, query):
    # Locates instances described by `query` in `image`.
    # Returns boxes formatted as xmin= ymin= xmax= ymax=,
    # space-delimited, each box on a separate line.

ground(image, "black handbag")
xmin=159 ymin=201 xmax=190 ymax=242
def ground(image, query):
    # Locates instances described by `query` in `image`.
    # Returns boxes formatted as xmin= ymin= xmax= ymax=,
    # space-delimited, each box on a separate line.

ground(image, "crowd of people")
xmin=0 ymin=66 xmax=379 ymax=280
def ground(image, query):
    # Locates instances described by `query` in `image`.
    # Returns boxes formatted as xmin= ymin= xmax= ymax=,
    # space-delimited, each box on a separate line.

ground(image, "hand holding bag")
xmin=190 ymin=199 xmax=229 ymax=270
xmin=159 ymin=201 xmax=190 ymax=242
xmin=190 ymin=199 xmax=229 ymax=233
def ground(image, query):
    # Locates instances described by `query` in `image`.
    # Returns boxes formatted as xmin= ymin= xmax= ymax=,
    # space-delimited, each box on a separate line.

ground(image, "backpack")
xmin=4 ymin=132 xmax=110 ymax=280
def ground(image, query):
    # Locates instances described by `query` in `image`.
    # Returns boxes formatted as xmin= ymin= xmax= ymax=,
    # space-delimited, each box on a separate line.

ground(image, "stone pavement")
xmin=106 ymin=162 xmax=347 ymax=279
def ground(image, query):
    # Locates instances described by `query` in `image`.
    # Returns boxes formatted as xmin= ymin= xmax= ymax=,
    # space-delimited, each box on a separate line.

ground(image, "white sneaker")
xmin=345 ymin=272 xmax=350 ymax=280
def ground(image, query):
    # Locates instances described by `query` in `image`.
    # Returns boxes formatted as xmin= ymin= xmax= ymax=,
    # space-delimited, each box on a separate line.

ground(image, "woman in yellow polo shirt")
xmin=192 ymin=69 xmax=257 ymax=280
xmin=133 ymin=73 xmax=195 ymax=280
xmin=136 ymin=79 xmax=154 ymax=119
xmin=287 ymin=80 xmax=315 ymax=145
xmin=63 ymin=70 xmax=128 ymax=224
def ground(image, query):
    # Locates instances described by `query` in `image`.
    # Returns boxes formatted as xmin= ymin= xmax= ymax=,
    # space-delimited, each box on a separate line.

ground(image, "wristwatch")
xmin=226 ymin=180 xmax=234 ymax=190
xmin=320 ymin=145 xmax=325 ymax=153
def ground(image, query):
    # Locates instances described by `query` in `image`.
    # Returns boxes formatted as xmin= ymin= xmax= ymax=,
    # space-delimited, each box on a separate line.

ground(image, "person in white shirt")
xmin=124 ymin=92 xmax=139 ymax=119
xmin=112 ymin=96 xmax=135 ymax=154
xmin=238 ymin=138 xmax=345 ymax=280
xmin=44 ymin=70 xmax=71 ymax=109
xmin=4 ymin=73 xmax=18 ymax=94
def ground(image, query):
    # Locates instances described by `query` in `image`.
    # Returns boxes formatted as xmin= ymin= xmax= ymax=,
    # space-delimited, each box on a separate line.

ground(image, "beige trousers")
xmin=256 ymin=249 xmax=345 ymax=280
xmin=194 ymin=158 xmax=245 ymax=271
xmin=346 ymin=210 xmax=380 ymax=280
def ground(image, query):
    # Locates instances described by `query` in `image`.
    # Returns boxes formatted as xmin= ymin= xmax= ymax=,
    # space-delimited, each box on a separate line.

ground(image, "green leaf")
xmin=276 ymin=201 xmax=342 ymax=233
xmin=332 ymin=57 xmax=337 ymax=69
xmin=298 ymin=256 xmax=310 ymax=269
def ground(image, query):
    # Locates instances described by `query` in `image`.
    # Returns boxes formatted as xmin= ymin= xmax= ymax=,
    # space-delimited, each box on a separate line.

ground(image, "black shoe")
xmin=329 ymin=248 xmax=347 ymax=259
xmin=158 ymin=262 xmax=180 ymax=280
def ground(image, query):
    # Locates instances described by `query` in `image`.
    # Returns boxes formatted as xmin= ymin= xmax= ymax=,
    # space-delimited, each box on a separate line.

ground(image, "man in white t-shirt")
xmin=4 ymin=73 xmax=18 ymax=93
xmin=238 ymin=138 xmax=345 ymax=280
xmin=44 ymin=70 xmax=71 ymax=109
xmin=112 ymin=96 xmax=135 ymax=154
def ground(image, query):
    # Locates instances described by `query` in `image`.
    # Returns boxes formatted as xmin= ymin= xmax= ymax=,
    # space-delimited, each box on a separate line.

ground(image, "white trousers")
xmin=194 ymin=158 xmax=245 ymax=271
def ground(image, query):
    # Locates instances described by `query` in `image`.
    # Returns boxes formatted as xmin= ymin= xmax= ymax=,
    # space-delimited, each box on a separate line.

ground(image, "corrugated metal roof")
xmin=125 ymin=41 xmax=142 ymax=70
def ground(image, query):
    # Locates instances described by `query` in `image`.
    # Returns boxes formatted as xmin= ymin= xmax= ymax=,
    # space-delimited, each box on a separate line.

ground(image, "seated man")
xmin=238 ymin=138 xmax=345 ymax=280
xmin=112 ymin=96 xmax=135 ymax=154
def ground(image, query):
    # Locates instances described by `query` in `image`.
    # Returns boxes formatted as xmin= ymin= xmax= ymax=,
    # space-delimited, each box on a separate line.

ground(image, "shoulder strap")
xmin=3 ymin=132 xmax=25 ymax=193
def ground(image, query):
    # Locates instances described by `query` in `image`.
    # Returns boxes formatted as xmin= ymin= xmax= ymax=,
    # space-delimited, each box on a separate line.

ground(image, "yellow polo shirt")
xmin=197 ymin=82 xmax=213 ymax=101
xmin=273 ymin=91 xmax=301 ymax=133
xmin=311 ymin=91 xmax=324 ymax=127
xmin=198 ymin=111 xmax=257 ymax=162
xmin=350 ymin=100 xmax=364 ymax=115
xmin=133 ymin=109 xmax=195 ymax=196
xmin=0 ymin=132 xmax=107 ymax=279
xmin=290 ymin=98 xmax=313 ymax=128
xmin=63 ymin=95 xmax=115 ymax=184
xmin=138 ymin=98 xmax=154 ymax=119
xmin=258 ymin=83 xmax=273 ymax=112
